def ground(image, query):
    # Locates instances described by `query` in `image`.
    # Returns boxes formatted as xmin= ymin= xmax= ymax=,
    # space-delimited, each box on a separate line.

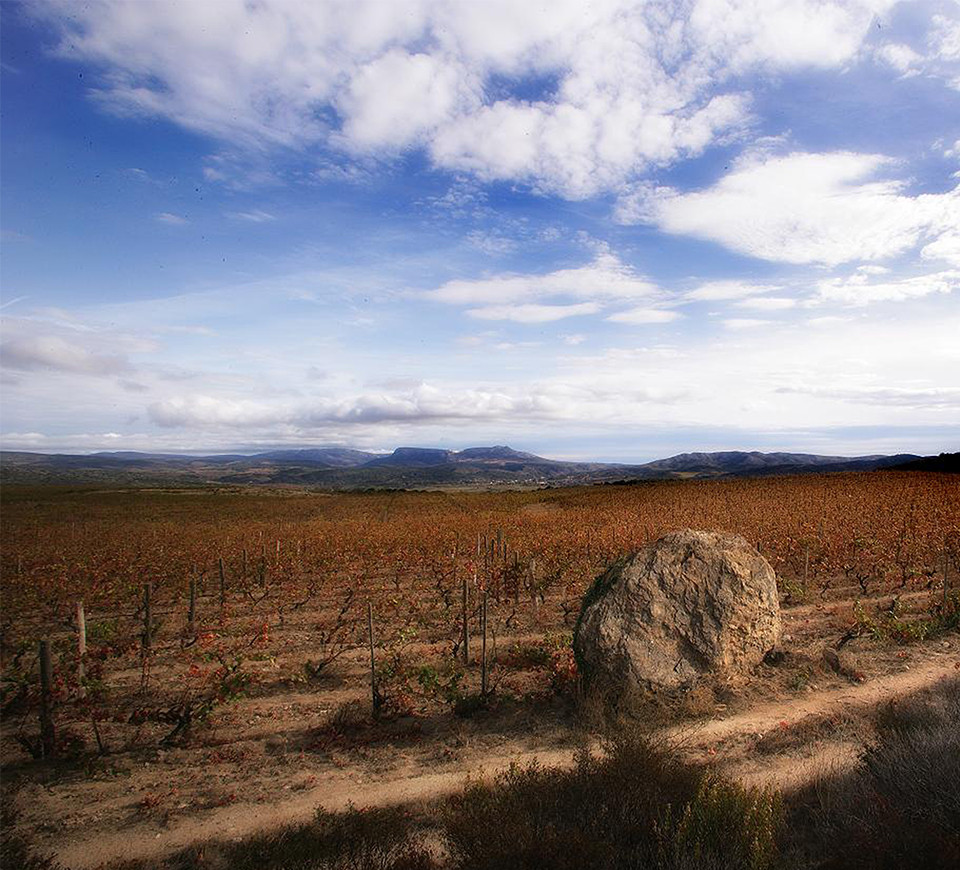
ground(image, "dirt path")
xmin=53 ymin=745 xmax=581 ymax=869
xmin=51 ymin=653 xmax=958 ymax=869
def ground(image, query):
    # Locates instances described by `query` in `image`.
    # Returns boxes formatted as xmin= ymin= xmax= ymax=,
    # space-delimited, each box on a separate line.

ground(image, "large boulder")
xmin=574 ymin=530 xmax=781 ymax=696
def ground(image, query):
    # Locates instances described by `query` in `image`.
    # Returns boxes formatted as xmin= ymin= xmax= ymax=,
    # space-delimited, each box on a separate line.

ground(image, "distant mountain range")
xmin=2 ymin=445 xmax=954 ymax=489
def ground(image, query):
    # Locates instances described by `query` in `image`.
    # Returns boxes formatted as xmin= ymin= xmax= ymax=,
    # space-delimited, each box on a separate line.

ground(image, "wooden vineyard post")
xmin=218 ymin=557 xmax=226 ymax=609
xmin=468 ymin=533 xmax=481 ymax=663
xmin=367 ymin=601 xmax=378 ymax=720
xmin=481 ymin=590 xmax=489 ymax=698
xmin=142 ymin=582 xmax=152 ymax=652
xmin=530 ymin=557 xmax=540 ymax=620
xmin=944 ymin=547 xmax=950 ymax=609
xmin=462 ymin=570 xmax=470 ymax=664
xmin=39 ymin=639 xmax=55 ymax=757
xmin=76 ymin=601 xmax=87 ymax=699
xmin=141 ymin=582 xmax=152 ymax=689
xmin=188 ymin=578 xmax=197 ymax=637
xmin=242 ymin=547 xmax=248 ymax=579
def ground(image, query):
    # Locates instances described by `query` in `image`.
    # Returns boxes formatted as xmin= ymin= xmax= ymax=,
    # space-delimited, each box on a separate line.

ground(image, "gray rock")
xmin=574 ymin=529 xmax=781 ymax=696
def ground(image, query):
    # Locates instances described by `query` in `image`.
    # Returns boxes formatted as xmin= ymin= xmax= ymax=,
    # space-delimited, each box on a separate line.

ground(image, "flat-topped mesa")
xmin=574 ymin=529 xmax=781 ymax=697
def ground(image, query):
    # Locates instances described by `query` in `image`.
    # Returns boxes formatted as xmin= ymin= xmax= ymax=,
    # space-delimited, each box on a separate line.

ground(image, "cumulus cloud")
xmin=922 ymin=230 xmax=960 ymax=267
xmin=338 ymin=50 xmax=479 ymax=149
xmin=930 ymin=13 xmax=960 ymax=64
xmin=0 ymin=336 xmax=131 ymax=375
xmin=621 ymin=151 xmax=959 ymax=265
xmin=816 ymin=269 xmax=958 ymax=305
xmin=33 ymin=0 xmax=897 ymax=198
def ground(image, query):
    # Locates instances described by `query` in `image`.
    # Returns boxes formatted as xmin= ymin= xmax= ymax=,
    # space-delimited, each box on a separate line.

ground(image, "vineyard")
xmin=2 ymin=471 xmax=959 ymax=867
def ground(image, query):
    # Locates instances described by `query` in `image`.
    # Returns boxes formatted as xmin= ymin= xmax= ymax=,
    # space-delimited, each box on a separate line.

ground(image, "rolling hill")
xmin=0 ymin=445 xmax=938 ymax=489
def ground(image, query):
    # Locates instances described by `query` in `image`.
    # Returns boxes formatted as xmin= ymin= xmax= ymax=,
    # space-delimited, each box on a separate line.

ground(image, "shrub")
xmin=442 ymin=736 xmax=780 ymax=870
xmin=787 ymin=675 xmax=960 ymax=869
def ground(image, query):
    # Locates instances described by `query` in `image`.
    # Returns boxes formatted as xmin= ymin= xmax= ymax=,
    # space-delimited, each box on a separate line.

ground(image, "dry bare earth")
xmin=7 ymin=593 xmax=958 ymax=869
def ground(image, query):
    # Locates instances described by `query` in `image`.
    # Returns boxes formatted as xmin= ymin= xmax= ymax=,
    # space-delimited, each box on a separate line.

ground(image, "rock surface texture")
xmin=574 ymin=529 xmax=781 ymax=695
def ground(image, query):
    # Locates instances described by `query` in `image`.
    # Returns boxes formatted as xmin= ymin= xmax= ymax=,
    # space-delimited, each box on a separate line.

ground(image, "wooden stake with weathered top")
xmin=188 ymin=578 xmax=197 ymax=636
xmin=367 ymin=601 xmax=378 ymax=720
xmin=142 ymin=582 xmax=152 ymax=653
xmin=481 ymin=590 xmax=489 ymax=697
xmin=944 ymin=547 xmax=950 ymax=609
xmin=76 ymin=601 xmax=86 ymax=699
xmin=39 ymin=639 xmax=55 ymax=757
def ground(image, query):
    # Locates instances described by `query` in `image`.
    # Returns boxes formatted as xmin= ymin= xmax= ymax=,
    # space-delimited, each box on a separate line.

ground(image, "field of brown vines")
xmin=2 ymin=471 xmax=959 ymax=867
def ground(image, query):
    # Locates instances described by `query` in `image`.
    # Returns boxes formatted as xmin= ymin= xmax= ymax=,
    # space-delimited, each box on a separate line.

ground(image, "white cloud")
xmin=734 ymin=296 xmax=797 ymax=310
xmin=723 ymin=317 xmax=769 ymax=329
xmin=624 ymin=151 xmax=959 ymax=265
xmin=816 ymin=269 xmax=958 ymax=306
xmin=875 ymin=42 xmax=921 ymax=73
xmin=338 ymin=50 xmax=478 ymax=149
xmin=34 ymin=0 xmax=895 ymax=199
xmin=466 ymin=302 xmax=600 ymax=323
xmin=607 ymin=308 xmax=680 ymax=324
xmin=687 ymin=0 xmax=894 ymax=70
xmin=930 ymin=13 xmax=960 ymax=63
xmin=921 ymin=230 xmax=960 ymax=267
xmin=424 ymin=251 xmax=660 ymax=312
xmin=686 ymin=280 xmax=780 ymax=301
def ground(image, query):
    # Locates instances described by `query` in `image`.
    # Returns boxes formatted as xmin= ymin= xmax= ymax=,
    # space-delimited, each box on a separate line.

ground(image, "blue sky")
xmin=1 ymin=0 xmax=958 ymax=461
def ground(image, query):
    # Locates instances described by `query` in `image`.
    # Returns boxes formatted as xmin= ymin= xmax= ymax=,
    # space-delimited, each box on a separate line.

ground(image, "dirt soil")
xmin=5 ymin=583 xmax=959 ymax=870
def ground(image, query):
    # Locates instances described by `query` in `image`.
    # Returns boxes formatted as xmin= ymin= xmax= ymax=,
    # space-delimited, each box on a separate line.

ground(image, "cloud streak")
xmin=0 ymin=336 xmax=131 ymax=375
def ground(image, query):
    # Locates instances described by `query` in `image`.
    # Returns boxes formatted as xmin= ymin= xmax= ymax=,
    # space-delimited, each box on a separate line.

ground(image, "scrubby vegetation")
xmin=10 ymin=676 xmax=952 ymax=870
xmin=785 ymin=675 xmax=960 ymax=869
